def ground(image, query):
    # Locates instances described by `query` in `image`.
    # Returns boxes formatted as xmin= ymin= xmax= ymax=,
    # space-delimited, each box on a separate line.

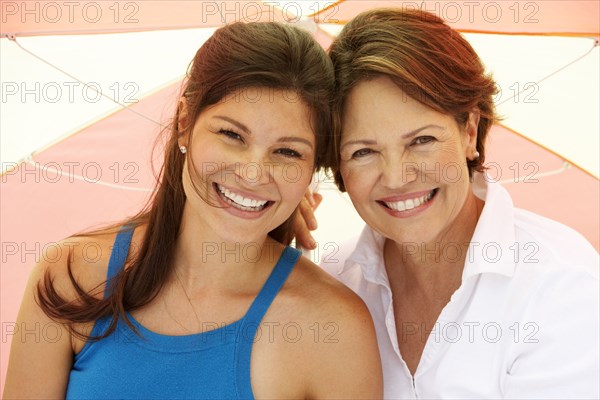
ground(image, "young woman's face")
xmin=339 ymin=76 xmax=478 ymax=246
xmin=181 ymin=88 xmax=316 ymax=244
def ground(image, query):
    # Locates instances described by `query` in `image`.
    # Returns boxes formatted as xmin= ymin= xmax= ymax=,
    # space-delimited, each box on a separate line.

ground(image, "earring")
xmin=179 ymin=146 xmax=187 ymax=154
xmin=473 ymin=150 xmax=480 ymax=159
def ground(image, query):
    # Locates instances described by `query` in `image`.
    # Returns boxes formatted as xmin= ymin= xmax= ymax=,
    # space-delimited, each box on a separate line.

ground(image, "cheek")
xmin=423 ymin=143 xmax=469 ymax=183
xmin=280 ymin=164 xmax=313 ymax=201
xmin=186 ymin=159 xmax=213 ymax=193
xmin=181 ymin=160 xmax=191 ymax=191
xmin=190 ymin=142 xmax=230 ymax=182
xmin=341 ymin=162 xmax=370 ymax=198
xmin=181 ymin=159 xmax=205 ymax=203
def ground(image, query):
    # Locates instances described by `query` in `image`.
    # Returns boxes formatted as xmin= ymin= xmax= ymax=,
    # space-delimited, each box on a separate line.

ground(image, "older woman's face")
xmin=339 ymin=76 xmax=478 ymax=246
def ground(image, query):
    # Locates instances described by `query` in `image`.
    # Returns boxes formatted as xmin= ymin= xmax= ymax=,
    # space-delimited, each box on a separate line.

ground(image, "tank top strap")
xmin=79 ymin=225 xmax=135 ymax=347
xmin=235 ymin=246 xmax=301 ymax=398
xmin=104 ymin=225 xmax=134 ymax=299
xmin=243 ymin=246 xmax=301 ymax=325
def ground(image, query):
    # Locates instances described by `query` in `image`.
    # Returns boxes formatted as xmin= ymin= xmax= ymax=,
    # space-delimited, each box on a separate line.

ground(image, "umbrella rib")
xmin=8 ymin=36 xmax=166 ymax=128
xmin=497 ymin=39 xmax=599 ymax=106
xmin=499 ymin=161 xmax=572 ymax=184
xmin=25 ymin=157 xmax=156 ymax=192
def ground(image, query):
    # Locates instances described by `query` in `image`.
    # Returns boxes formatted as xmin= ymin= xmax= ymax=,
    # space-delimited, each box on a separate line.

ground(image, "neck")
xmin=172 ymin=205 xmax=281 ymax=293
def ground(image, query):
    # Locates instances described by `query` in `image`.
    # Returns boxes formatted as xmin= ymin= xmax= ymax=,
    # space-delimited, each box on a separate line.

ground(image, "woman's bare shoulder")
xmin=283 ymin=253 xmax=372 ymax=324
xmin=34 ymin=225 xmax=143 ymax=300
xmin=269 ymin=251 xmax=382 ymax=398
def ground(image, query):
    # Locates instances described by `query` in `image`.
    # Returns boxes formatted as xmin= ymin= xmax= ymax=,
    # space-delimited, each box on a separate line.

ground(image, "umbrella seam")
xmin=498 ymin=161 xmax=571 ymax=184
xmin=24 ymin=158 xmax=156 ymax=192
xmin=9 ymin=37 xmax=165 ymax=127
xmin=497 ymin=38 xmax=598 ymax=106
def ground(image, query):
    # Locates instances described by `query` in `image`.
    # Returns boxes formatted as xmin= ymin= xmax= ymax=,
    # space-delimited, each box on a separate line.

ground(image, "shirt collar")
xmin=463 ymin=172 xmax=517 ymax=279
xmin=338 ymin=172 xmax=517 ymax=282
xmin=339 ymin=225 xmax=388 ymax=284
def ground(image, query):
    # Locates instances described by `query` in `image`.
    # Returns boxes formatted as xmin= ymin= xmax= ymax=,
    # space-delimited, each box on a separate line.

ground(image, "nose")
xmin=380 ymin=152 xmax=418 ymax=189
xmin=236 ymin=150 xmax=273 ymax=186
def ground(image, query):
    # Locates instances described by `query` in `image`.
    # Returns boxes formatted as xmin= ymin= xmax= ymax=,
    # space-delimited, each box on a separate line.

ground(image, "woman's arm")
xmin=3 ymin=252 xmax=75 ymax=398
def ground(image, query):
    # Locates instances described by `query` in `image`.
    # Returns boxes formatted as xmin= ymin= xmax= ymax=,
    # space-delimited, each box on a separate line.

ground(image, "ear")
xmin=464 ymin=110 xmax=480 ymax=159
xmin=177 ymin=96 xmax=189 ymax=148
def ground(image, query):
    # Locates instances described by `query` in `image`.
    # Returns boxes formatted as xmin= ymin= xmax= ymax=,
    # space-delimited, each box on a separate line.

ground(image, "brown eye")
xmin=413 ymin=136 xmax=435 ymax=145
xmin=276 ymin=148 xmax=302 ymax=158
xmin=219 ymin=129 xmax=243 ymax=142
xmin=352 ymin=148 xmax=373 ymax=158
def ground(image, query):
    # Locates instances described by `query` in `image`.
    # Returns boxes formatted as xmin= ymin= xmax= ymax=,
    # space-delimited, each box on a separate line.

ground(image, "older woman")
xmin=3 ymin=22 xmax=382 ymax=399
xmin=304 ymin=8 xmax=598 ymax=399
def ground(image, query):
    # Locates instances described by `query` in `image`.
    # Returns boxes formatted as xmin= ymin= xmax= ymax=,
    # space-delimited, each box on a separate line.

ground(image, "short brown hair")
xmin=328 ymin=8 xmax=498 ymax=191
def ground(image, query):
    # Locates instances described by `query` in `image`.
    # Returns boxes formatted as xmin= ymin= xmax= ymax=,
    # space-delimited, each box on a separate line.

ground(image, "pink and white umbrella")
xmin=1 ymin=0 xmax=598 ymax=387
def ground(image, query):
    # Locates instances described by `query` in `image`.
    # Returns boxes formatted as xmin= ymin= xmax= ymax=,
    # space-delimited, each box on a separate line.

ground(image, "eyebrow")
xmin=213 ymin=116 xmax=313 ymax=149
xmin=213 ymin=115 xmax=251 ymax=134
xmin=277 ymin=136 xmax=314 ymax=149
xmin=401 ymin=124 xmax=445 ymax=139
xmin=341 ymin=124 xmax=445 ymax=149
xmin=340 ymin=139 xmax=377 ymax=150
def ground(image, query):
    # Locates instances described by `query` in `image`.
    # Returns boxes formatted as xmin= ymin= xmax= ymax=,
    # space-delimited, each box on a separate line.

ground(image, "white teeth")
xmin=233 ymin=193 xmax=245 ymax=205
xmin=384 ymin=190 xmax=435 ymax=212
xmin=217 ymin=184 xmax=268 ymax=211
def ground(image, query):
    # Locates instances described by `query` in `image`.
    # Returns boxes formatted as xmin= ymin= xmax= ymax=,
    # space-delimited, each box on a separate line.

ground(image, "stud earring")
xmin=180 ymin=146 xmax=187 ymax=154
xmin=473 ymin=150 xmax=480 ymax=159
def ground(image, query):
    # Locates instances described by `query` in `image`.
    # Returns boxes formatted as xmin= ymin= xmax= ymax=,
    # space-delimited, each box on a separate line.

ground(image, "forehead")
xmin=201 ymin=87 xmax=315 ymax=138
xmin=342 ymin=77 xmax=452 ymax=137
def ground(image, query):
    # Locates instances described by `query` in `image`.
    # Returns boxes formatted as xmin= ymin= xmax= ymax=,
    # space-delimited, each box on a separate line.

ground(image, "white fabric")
xmin=321 ymin=173 xmax=599 ymax=399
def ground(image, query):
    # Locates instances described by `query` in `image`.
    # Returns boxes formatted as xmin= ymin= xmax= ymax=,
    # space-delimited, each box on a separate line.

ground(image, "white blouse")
xmin=321 ymin=173 xmax=599 ymax=399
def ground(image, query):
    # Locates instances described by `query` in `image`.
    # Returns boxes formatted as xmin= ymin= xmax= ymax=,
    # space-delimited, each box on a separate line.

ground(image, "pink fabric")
xmin=2 ymin=0 xmax=326 ymax=36
xmin=316 ymin=0 xmax=600 ymax=35
xmin=486 ymin=124 xmax=599 ymax=248
xmin=3 ymin=1 xmax=598 ymax=37
xmin=0 ymin=82 xmax=179 ymax=383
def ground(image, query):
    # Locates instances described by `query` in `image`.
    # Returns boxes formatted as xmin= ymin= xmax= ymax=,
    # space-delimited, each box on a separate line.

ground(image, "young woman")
xmin=3 ymin=22 xmax=382 ymax=399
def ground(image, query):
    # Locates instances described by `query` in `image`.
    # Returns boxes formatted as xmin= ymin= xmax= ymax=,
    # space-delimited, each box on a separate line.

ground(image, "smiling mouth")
xmin=214 ymin=183 xmax=273 ymax=212
xmin=378 ymin=188 xmax=438 ymax=211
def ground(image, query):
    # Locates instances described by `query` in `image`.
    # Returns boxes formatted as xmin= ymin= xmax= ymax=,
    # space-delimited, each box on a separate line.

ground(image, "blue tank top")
xmin=66 ymin=226 xmax=301 ymax=399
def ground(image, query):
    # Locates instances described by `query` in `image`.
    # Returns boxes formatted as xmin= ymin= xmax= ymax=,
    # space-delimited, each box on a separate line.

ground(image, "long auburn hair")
xmin=37 ymin=22 xmax=334 ymax=340
xmin=327 ymin=8 xmax=498 ymax=191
